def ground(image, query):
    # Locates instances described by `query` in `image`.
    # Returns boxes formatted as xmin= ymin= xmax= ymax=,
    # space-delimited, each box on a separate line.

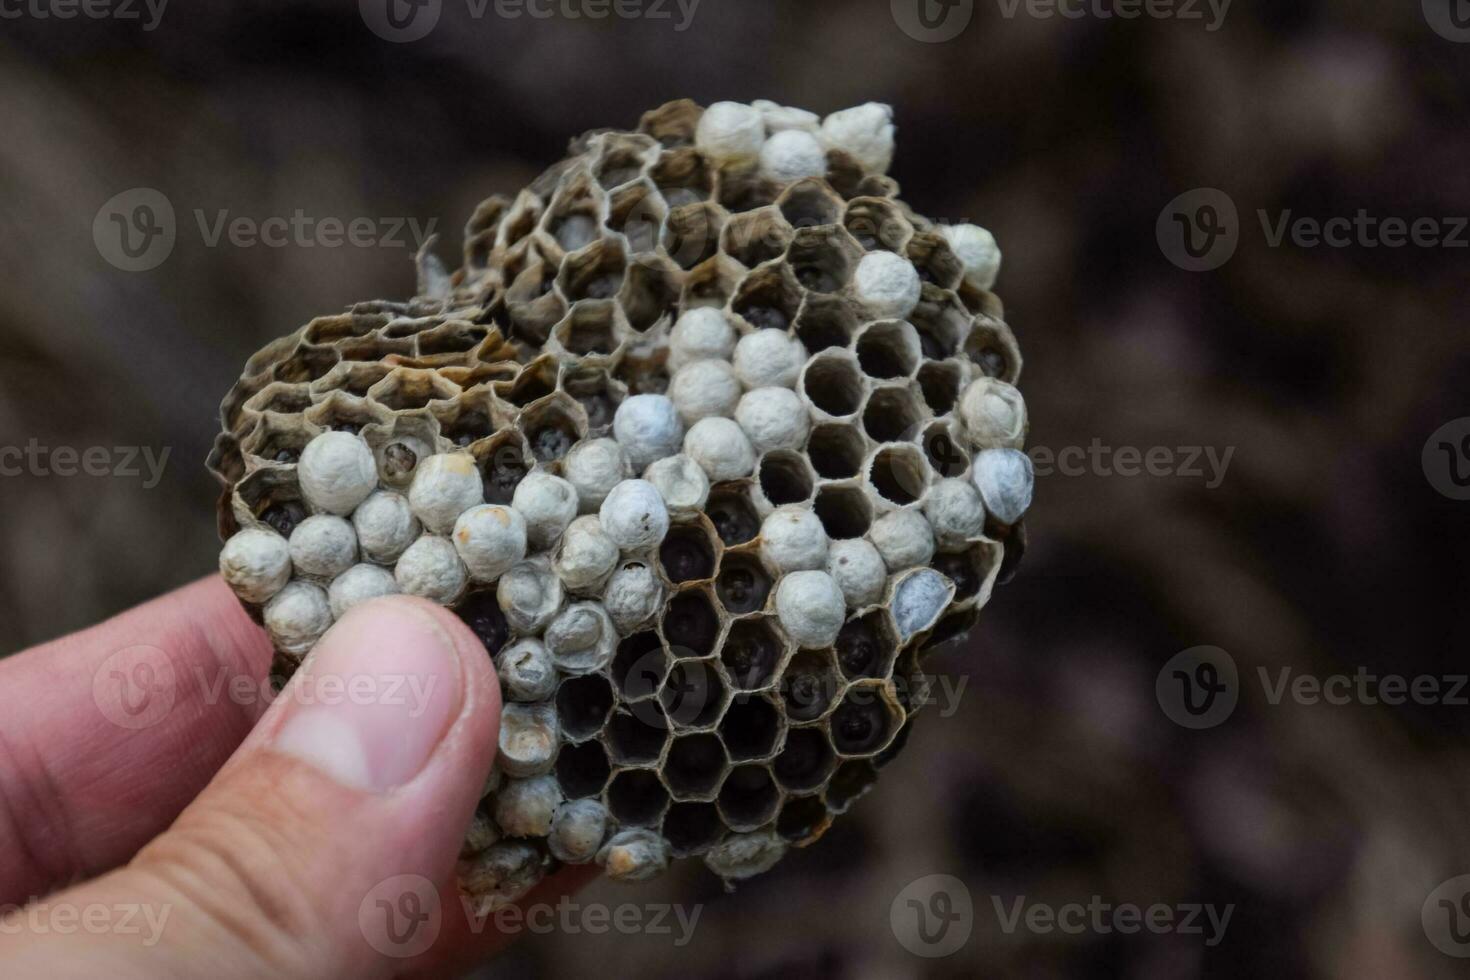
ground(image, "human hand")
xmin=0 ymin=577 xmax=592 ymax=978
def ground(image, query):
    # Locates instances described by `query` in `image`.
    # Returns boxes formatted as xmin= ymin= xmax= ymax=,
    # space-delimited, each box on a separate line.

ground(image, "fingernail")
xmin=271 ymin=598 xmax=463 ymax=793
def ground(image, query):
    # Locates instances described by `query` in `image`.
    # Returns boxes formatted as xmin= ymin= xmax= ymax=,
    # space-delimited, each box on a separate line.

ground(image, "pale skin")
xmin=0 ymin=577 xmax=593 ymax=979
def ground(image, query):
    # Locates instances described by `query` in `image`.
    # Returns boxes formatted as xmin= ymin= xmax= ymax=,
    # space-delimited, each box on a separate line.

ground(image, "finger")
xmin=0 ymin=595 xmax=507 ymax=979
xmin=0 ymin=576 xmax=274 ymax=903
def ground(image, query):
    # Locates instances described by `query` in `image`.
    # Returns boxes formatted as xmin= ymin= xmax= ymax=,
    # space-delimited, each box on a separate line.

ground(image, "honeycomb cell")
xmin=807 ymin=423 xmax=867 ymax=480
xmin=244 ymin=381 xmax=311 ymax=417
xmin=757 ymin=451 xmax=815 ymax=507
xmin=557 ymin=238 xmax=628 ymax=305
xmin=717 ymin=765 xmax=780 ymax=832
xmin=560 ymin=366 xmax=623 ymax=433
xmin=241 ymin=414 xmax=318 ymax=465
xmin=326 ymin=362 xmax=393 ymax=399
xmin=607 ymin=769 xmax=670 ymax=827
xmin=793 ymin=294 xmax=858 ymax=353
xmin=658 ymin=521 xmax=720 ymax=584
xmin=705 ymin=485 xmax=760 ymax=546
xmin=639 ymin=99 xmax=701 ymax=147
xmin=454 ymin=590 xmax=510 ymax=657
xmin=773 ymin=726 xmax=837 ymax=793
xmin=861 ymin=386 xmax=925 ymax=443
xmin=680 ymin=254 xmax=743 ymax=310
xmin=719 ymin=696 xmax=783 ymax=761
xmin=663 ymin=201 xmax=725 ymax=270
xmin=781 ymin=649 xmax=840 ymax=722
xmin=964 ymin=315 xmax=1023 ymax=384
xmin=619 ymin=257 xmax=681 ymax=332
xmin=596 ymin=134 xmax=657 ymax=190
xmin=776 ymin=796 xmax=830 ymax=845
xmin=732 ymin=264 xmax=803 ymax=333
xmin=520 ymin=394 xmax=588 ymax=464
xmin=662 ymin=801 xmax=726 ymax=855
xmin=824 ymin=760 xmax=878 ymax=813
xmin=505 ymin=356 xmax=558 ymax=407
xmin=787 ymin=226 xmax=860 ymax=295
xmin=721 ymin=208 xmax=793 ymax=269
xmin=933 ymin=539 xmax=1003 ymax=604
xmin=368 ymin=368 xmax=460 ymax=412
xmin=835 ymin=610 xmax=899 ymax=680
xmin=866 ymin=444 xmax=930 ymax=507
xmin=234 ymin=468 xmax=308 ymax=538
xmin=919 ymin=422 xmax=969 ymax=481
xmin=664 ymin=733 xmax=727 ymax=799
xmin=813 ymin=484 xmax=873 ymax=540
xmin=777 ymin=179 xmax=844 ymax=229
xmin=505 ymin=261 xmax=567 ymax=345
xmin=303 ymin=392 xmax=388 ymax=439
xmin=909 ymin=295 xmax=969 ymax=360
xmin=922 ymin=608 xmax=979 ymax=655
xmin=800 ymin=352 xmax=866 ymax=419
xmin=417 ymin=321 xmax=490 ymax=359
xmin=473 ymin=431 xmax=530 ymax=504
xmin=830 ymin=683 xmax=901 ymax=756
xmin=874 ymin=720 xmax=913 ymax=768
xmin=431 ymin=394 xmax=498 ymax=449
xmin=718 ymin=173 xmax=782 ymax=213
xmin=662 ymin=590 xmax=721 ymax=657
xmin=544 ymin=177 xmax=604 ymax=254
xmin=916 ymin=360 xmax=964 ymax=416
xmin=715 ymin=552 xmax=774 ymax=615
xmin=649 ymin=146 xmax=714 ymax=206
xmin=843 ymin=198 xmax=910 ymax=252
xmin=606 ymin=707 xmax=671 ymax=765
xmin=272 ymin=345 xmax=340 ymax=385
xmin=856 ymin=320 xmax=922 ymax=380
xmin=550 ymin=302 xmax=621 ymax=358
xmin=611 ymin=346 xmax=669 ymax=397
xmin=556 ymin=674 xmax=615 ymax=741
xmin=556 ymin=739 xmax=612 ymax=799
xmin=661 ymin=659 xmax=727 ymax=729
xmin=905 ymin=231 xmax=964 ymax=290
xmin=612 ymin=631 xmax=669 ymax=701
xmin=720 ymin=617 xmax=783 ymax=689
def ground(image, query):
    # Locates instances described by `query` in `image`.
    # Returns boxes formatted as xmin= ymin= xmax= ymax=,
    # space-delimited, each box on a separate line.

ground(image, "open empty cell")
xmin=555 ymin=739 xmax=612 ymax=799
xmin=793 ymin=294 xmax=857 ymax=353
xmin=778 ymin=180 xmax=843 ymax=229
xmin=659 ymin=523 xmax=720 ymax=584
xmin=861 ymin=386 xmax=924 ymax=443
xmin=781 ymin=649 xmax=840 ymax=722
xmin=705 ymin=486 xmax=761 ymax=545
xmin=551 ymin=303 xmax=619 ymax=357
xmin=717 ymin=765 xmax=780 ymax=831
xmin=662 ymin=590 xmax=721 ymax=657
xmin=663 ymin=733 xmax=727 ymax=799
xmin=716 ymin=552 xmax=774 ymax=615
xmin=720 ymin=617 xmax=783 ymax=689
xmin=454 ymin=591 xmax=510 ymax=657
xmin=813 ymin=484 xmax=873 ymax=540
xmin=605 ymin=706 xmax=670 ymax=765
xmin=661 ymin=659 xmax=727 ymax=729
xmin=620 ymin=258 xmax=681 ymax=332
xmin=835 ymin=610 xmax=898 ymax=680
xmin=830 ymin=684 xmax=900 ymax=756
xmin=720 ymin=696 xmax=784 ymax=761
xmin=800 ymin=353 xmax=865 ymax=418
xmin=662 ymin=801 xmax=727 ymax=855
xmin=773 ymin=726 xmax=837 ymax=793
xmin=732 ymin=265 xmax=803 ymax=332
xmin=650 ymin=147 xmax=713 ymax=207
xmin=786 ymin=227 xmax=859 ymax=294
xmin=866 ymin=444 xmax=930 ymax=506
xmin=663 ymin=202 xmax=725 ymax=270
xmin=758 ymin=451 xmax=816 ymax=507
xmin=843 ymin=198 xmax=910 ymax=252
xmin=856 ymin=320 xmax=921 ymax=379
xmin=607 ymin=769 xmax=670 ymax=827
xmin=556 ymin=674 xmax=615 ymax=741
xmin=721 ymin=208 xmax=793 ymax=268
xmin=777 ymin=796 xmax=831 ymax=844
xmin=807 ymin=423 xmax=866 ymax=479
xmin=612 ymin=631 xmax=670 ymax=701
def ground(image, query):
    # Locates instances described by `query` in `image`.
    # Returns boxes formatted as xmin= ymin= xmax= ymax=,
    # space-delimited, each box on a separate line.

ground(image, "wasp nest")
xmin=207 ymin=99 xmax=1031 ymax=908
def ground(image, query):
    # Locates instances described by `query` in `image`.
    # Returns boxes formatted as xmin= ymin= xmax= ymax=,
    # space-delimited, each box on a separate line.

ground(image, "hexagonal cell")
xmin=611 ymin=343 xmax=670 ymax=396
xmin=649 ymin=146 xmax=713 ymax=205
xmin=906 ymin=231 xmax=964 ymax=290
xmin=544 ymin=176 xmax=605 ymax=255
xmin=813 ymin=484 xmax=873 ymax=540
xmin=556 ymin=674 xmax=615 ymax=742
xmin=557 ymin=239 xmax=628 ymax=304
xmin=731 ymin=263 xmax=802 ymax=332
xmin=560 ymin=366 xmax=624 ymax=433
xmin=607 ymin=769 xmax=670 ymax=827
xmin=786 ymin=226 xmax=860 ymax=294
xmin=505 ymin=355 xmax=558 ymax=407
xmin=916 ymin=360 xmax=965 ymax=416
xmin=964 ymin=315 xmax=1023 ymax=383
xmin=612 ymin=631 xmax=670 ymax=702
xmin=417 ymin=321 xmax=491 ymax=359
xmin=800 ymin=351 xmax=866 ymax=419
xmin=909 ymin=295 xmax=970 ymax=360
xmin=271 ymin=344 xmax=340 ymax=385
xmin=473 ymin=431 xmax=530 ymax=505
xmin=862 ymin=385 xmax=925 ymax=443
xmin=922 ymin=608 xmax=979 ymax=656
xmin=339 ymin=334 xmax=416 ymax=364
xmin=662 ymin=801 xmax=726 ymax=856
xmin=781 ymin=649 xmax=840 ymax=722
xmin=836 ymin=610 xmax=899 ymax=680
xmin=663 ymin=201 xmax=725 ymax=270
xmin=718 ymin=172 xmax=782 ymax=213
xmin=520 ymin=393 xmax=588 ymax=464
xmin=659 ymin=522 xmax=720 ymax=584
xmin=856 ymin=320 xmax=922 ymax=380
xmin=550 ymin=301 xmax=622 ymax=359
xmin=619 ymin=257 xmax=681 ymax=332
xmin=605 ymin=706 xmax=670 ymax=765
xmin=719 ymin=696 xmax=783 ymax=761
xmin=556 ymin=739 xmax=612 ymax=799
xmin=430 ymin=392 xmax=499 ymax=449
xmin=777 ymin=179 xmax=844 ymax=229
xmin=596 ymin=133 xmax=658 ymax=190
xmin=720 ymin=617 xmax=784 ymax=690
xmin=680 ymin=254 xmax=743 ymax=310
xmin=717 ymin=765 xmax=780 ymax=832
xmin=844 ymin=197 xmax=911 ymax=252
xmin=505 ymin=260 xmax=568 ymax=347
xmin=874 ymin=720 xmax=913 ymax=768
xmin=934 ymin=540 xmax=1003 ymax=604
xmin=455 ymin=590 xmax=510 ymax=657
xmin=866 ymin=443 xmax=931 ymax=507
xmin=892 ymin=648 xmax=932 ymax=718
xmin=302 ymin=312 xmax=379 ymax=346
xmin=233 ymin=467 xmax=308 ymax=537
xmin=830 ymin=683 xmax=902 ymax=757
xmin=364 ymin=369 xmax=459 ymax=413
xmin=661 ymin=590 xmax=721 ymax=657
xmin=640 ymin=99 xmax=701 ymax=147
xmin=715 ymin=552 xmax=775 ymax=616
xmin=920 ymin=422 xmax=970 ymax=481
xmin=757 ymin=451 xmax=815 ymax=508
xmin=661 ymin=659 xmax=728 ymax=729
xmin=664 ymin=733 xmax=727 ymax=800
xmin=323 ymin=362 xmax=393 ymax=400
xmin=705 ymin=484 xmax=760 ymax=546
xmin=793 ymin=293 xmax=858 ymax=354
xmin=721 ymin=207 xmax=793 ymax=270
xmin=773 ymin=726 xmax=837 ymax=794
xmin=776 ymin=795 xmax=830 ymax=845
xmin=807 ymin=423 xmax=867 ymax=480
xmin=241 ymin=413 xmax=318 ymax=465
xmin=824 ymin=760 xmax=878 ymax=813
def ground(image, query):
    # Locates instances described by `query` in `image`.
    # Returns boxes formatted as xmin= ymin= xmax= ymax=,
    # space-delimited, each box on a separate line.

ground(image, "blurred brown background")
xmin=3 ymin=0 xmax=1470 ymax=976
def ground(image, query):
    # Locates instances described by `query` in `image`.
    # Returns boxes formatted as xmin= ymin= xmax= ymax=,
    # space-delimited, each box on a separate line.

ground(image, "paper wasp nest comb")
xmin=207 ymin=99 xmax=1031 ymax=908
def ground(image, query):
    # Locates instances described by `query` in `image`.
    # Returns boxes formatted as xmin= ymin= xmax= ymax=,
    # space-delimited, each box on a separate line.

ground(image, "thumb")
xmin=0 ymin=595 xmax=502 ymax=980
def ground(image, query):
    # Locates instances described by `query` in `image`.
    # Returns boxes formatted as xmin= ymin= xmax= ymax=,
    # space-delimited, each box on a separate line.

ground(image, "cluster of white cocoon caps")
xmin=214 ymin=97 xmax=1029 ymax=900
